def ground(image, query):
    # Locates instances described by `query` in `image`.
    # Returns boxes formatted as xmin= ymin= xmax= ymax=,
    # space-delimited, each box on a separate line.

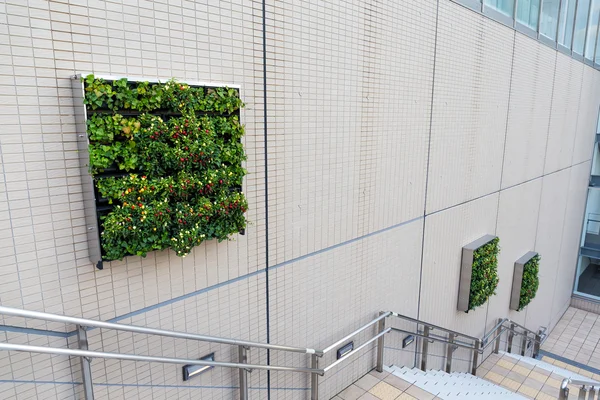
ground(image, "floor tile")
xmin=369 ymin=382 xmax=402 ymax=400
xmin=404 ymin=385 xmax=435 ymax=400
xmin=358 ymin=393 xmax=380 ymax=400
xmin=355 ymin=373 xmax=382 ymax=392
xmin=339 ymin=384 xmax=367 ymax=400
xmin=383 ymin=374 xmax=412 ymax=392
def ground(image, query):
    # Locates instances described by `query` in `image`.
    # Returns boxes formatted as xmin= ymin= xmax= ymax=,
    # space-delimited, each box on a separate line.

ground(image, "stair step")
xmin=389 ymin=366 xmax=528 ymax=400
xmin=500 ymin=351 xmax=599 ymax=383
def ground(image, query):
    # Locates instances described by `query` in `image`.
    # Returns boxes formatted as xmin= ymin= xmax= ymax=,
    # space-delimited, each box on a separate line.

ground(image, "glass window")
xmin=558 ymin=0 xmax=578 ymax=48
xmin=585 ymin=0 xmax=600 ymax=59
xmin=573 ymin=0 xmax=591 ymax=54
xmin=596 ymin=25 xmax=600 ymax=62
xmin=484 ymin=0 xmax=515 ymax=17
xmin=540 ymin=0 xmax=561 ymax=39
xmin=517 ymin=0 xmax=541 ymax=29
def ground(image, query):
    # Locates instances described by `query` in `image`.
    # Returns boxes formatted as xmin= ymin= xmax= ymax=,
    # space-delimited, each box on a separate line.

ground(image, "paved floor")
xmin=332 ymin=368 xmax=441 ymax=400
xmin=332 ymin=352 xmax=569 ymax=400
xmin=541 ymin=307 xmax=600 ymax=368
xmin=333 ymin=306 xmax=600 ymax=399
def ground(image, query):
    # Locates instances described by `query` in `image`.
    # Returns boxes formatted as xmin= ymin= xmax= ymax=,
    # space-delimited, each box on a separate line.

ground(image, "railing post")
xmin=376 ymin=311 xmax=386 ymax=373
xmin=311 ymin=354 xmax=319 ymax=400
xmin=507 ymin=323 xmax=515 ymax=353
xmin=521 ymin=331 xmax=528 ymax=357
xmin=589 ymin=386 xmax=597 ymax=399
xmin=560 ymin=379 xmax=570 ymax=400
xmin=421 ymin=326 xmax=430 ymax=371
xmin=238 ymin=345 xmax=249 ymax=400
xmin=77 ymin=325 xmax=94 ymax=400
xmin=445 ymin=333 xmax=456 ymax=373
xmin=471 ymin=339 xmax=480 ymax=376
xmin=534 ymin=329 xmax=542 ymax=359
xmin=579 ymin=386 xmax=589 ymax=400
xmin=493 ymin=318 xmax=502 ymax=354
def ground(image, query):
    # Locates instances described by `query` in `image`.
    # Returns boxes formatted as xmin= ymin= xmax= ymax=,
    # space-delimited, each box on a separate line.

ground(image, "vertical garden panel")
xmin=73 ymin=75 xmax=247 ymax=269
xmin=458 ymin=235 xmax=500 ymax=312
xmin=510 ymin=251 xmax=540 ymax=311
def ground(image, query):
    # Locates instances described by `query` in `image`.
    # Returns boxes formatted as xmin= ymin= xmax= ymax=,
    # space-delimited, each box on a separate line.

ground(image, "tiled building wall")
xmin=1 ymin=0 xmax=600 ymax=399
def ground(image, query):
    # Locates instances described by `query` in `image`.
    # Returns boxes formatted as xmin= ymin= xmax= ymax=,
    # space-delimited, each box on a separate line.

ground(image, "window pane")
xmin=573 ymin=0 xmax=591 ymax=54
xmin=585 ymin=0 xmax=600 ymax=59
xmin=558 ymin=0 xmax=578 ymax=48
xmin=596 ymin=27 xmax=600 ymax=62
xmin=540 ymin=0 xmax=561 ymax=39
xmin=517 ymin=0 xmax=541 ymax=28
xmin=484 ymin=0 xmax=515 ymax=16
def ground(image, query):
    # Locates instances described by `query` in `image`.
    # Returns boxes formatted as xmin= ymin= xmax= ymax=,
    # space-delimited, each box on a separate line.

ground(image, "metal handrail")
xmin=389 ymin=327 xmax=478 ymax=352
xmin=0 ymin=306 xmax=551 ymax=400
xmin=323 ymin=328 xmax=391 ymax=372
xmin=482 ymin=318 xmax=544 ymax=344
xmin=0 ymin=305 xmax=321 ymax=355
xmin=322 ymin=311 xmax=391 ymax=354
xmin=559 ymin=377 xmax=599 ymax=400
xmin=0 ymin=342 xmax=324 ymax=375
xmin=389 ymin=311 xmax=479 ymax=341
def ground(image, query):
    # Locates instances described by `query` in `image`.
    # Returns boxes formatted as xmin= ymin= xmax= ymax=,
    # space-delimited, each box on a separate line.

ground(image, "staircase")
xmin=2 ymin=305 xmax=599 ymax=400
xmin=387 ymin=365 xmax=526 ymax=399
xmin=335 ymin=350 xmax=600 ymax=400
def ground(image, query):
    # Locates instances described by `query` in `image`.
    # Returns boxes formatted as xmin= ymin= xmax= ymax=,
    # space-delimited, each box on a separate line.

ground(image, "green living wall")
xmin=83 ymin=75 xmax=247 ymax=261
xmin=468 ymin=237 xmax=500 ymax=311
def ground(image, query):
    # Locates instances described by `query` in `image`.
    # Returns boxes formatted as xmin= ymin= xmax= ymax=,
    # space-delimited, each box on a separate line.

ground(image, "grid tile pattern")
xmin=426 ymin=2 xmax=513 ymax=213
xmin=542 ymin=307 xmax=600 ymax=369
xmin=1 ymin=0 xmax=600 ymax=399
xmin=501 ymin=35 xmax=555 ymax=189
xmin=486 ymin=179 xmax=543 ymax=329
xmin=544 ymin=52 xmax=585 ymax=174
xmin=523 ymin=169 xmax=572 ymax=333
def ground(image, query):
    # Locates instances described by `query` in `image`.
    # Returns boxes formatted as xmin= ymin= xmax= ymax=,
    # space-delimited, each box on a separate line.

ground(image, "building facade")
xmin=1 ymin=0 xmax=600 ymax=399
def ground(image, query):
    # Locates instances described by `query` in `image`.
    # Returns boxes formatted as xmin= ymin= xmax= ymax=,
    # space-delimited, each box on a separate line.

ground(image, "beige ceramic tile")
xmin=535 ymin=392 xmax=556 ymax=400
xmin=383 ymin=374 xmax=412 ymax=391
xmin=485 ymin=371 xmax=504 ymax=384
xmin=553 ymin=360 xmax=568 ymax=368
xmin=355 ymin=373 xmax=382 ymax=391
xmin=358 ymin=393 xmax=380 ymax=400
xmin=497 ymin=359 xmax=516 ymax=370
xmin=339 ymin=384 xmax=367 ymax=400
xmin=512 ymin=364 xmax=532 ymax=376
xmin=404 ymin=385 xmax=435 ymax=400
xmin=369 ymin=382 xmax=402 ymax=400
xmin=518 ymin=384 xmax=539 ymax=398
xmin=500 ymin=377 xmax=521 ymax=391
xmin=395 ymin=394 xmax=418 ymax=400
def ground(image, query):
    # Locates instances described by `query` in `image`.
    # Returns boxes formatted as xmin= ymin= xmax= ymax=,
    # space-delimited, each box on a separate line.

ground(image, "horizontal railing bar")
xmin=505 ymin=320 xmax=539 ymax=336
xmin=503 ymin=326 xmax=542 ymax=342
xmin=482 ymin=319 xmax=508 ymax=343
xmin=0 ymin=342 xmax=325 ymax=376
xmin=563 ymin=378 xmax=599 ymax=388
xmin=481 ymin=327 xmax=508 ymax=351
xmin=0 ymin=306 xmax=321 ymax=356
xmin=323 ymin=328 xmax=391 ymax=373
xmin=388 ymin=311 xmax=479 ymax=341
xmin=389 ymin=327 xmax=480 ymax=353
xmin=322 ymin=312 xmax=391 ymax=354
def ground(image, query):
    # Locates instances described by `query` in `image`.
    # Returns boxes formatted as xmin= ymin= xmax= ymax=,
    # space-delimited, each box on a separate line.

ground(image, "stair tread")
xmin=389 ymin=366 xmax=528 ymax=400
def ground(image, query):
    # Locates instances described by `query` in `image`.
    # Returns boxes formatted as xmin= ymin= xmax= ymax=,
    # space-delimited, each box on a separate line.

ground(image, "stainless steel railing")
xmin=379 ymin=313 xmax=548 ymax=377
xmin=0 ymin=305 xmax=549 ymax=400
xmin=559 ymin=378 xmax=598 ymax=399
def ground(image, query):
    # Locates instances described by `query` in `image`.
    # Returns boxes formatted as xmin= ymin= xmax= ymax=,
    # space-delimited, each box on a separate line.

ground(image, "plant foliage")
xmin=468 ymin=237 xmax=500 ymax=311
xmin=518 ymin=254 xmax=540 ymax=311
xmin=83 ymin=75 xmax=247 ymax=261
